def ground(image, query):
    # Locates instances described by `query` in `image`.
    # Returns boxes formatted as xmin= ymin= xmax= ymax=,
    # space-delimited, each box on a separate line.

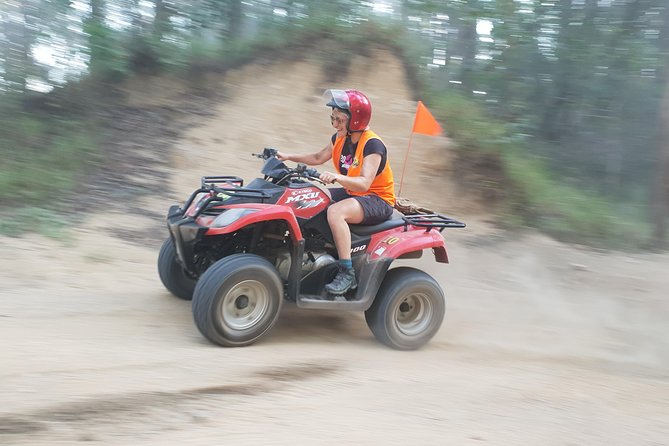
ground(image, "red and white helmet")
xmin=324 ymin=89 xmax=372 ymax=132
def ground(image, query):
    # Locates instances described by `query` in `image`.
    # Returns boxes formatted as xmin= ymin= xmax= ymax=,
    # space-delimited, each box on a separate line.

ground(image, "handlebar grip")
xmin=263 ymin=147 xmax=278 ymax=159
xmin=305 ymin=168 xmax=320 ymax=178
xmin=252 ymin=148 xmax=278 ymax=159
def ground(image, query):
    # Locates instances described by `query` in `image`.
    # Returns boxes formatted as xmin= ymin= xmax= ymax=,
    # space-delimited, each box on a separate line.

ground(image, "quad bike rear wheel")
xmin=365 ymin=267 xmax=445 ymax=350
xmin=192 ymin=254 xmax=283 ymax=347
xmin=158 ymin=238 xmax=197 ymax=300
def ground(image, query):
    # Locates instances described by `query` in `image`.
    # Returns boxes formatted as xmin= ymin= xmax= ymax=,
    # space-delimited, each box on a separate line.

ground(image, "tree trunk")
xmin=1 ymin=2 xmax=35 ymax=93
xmin=651 ymin=73 xmax=669 ymax=247
xmin=447 ymin=2 xmax=478 ymax=93
xmin=86 ymin=0 xmax=106 ymax=77
xmin=228 ymin=0 xmax=243 ymax=40
xmin=153 ymin=0 xmax=170 ymax=41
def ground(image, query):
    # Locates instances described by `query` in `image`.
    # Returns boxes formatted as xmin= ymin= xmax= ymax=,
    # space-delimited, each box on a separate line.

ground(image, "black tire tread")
xmin=365 ymin=267 xmax=445 ymax=350
xmin=157 ymin=238 xmax=196 ymax=300
xmin=192 ymin=254 xmax=283 ymax=347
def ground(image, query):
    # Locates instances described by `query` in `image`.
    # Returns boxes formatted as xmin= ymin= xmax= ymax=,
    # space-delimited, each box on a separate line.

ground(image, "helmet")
xmin=324 ymin=89 xmax=372 ymax=132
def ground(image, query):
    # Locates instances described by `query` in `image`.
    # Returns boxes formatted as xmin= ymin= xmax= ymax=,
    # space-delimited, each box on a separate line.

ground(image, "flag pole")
xmin=399 ymin=101 xmax=442 ymax=197
xmin=398 ymin=131 xmax=414 ymax=197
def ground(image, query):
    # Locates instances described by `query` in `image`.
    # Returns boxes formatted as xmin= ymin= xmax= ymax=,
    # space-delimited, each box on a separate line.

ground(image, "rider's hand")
xmin=275 ymin=151 xmax=290 ymax=161
xmin=319 ymin=171 xmax=338 ymax=185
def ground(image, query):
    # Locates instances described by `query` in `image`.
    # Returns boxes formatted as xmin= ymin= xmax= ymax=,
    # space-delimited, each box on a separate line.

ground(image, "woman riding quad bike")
xmin=158 ymin=147 xmax=465 ymax=350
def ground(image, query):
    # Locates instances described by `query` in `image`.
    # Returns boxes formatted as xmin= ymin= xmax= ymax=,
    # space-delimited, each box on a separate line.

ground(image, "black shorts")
xmin=330 ymin=188 xmax=394 ymax=225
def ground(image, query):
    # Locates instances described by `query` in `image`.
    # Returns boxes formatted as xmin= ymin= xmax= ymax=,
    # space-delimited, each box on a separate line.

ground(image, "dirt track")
xmin=1 ymin=50 xmax=668 ymax=445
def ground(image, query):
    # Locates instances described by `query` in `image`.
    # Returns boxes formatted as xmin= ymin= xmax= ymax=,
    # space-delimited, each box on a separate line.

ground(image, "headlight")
xmin=211 ymin=208 xmax=259 ymax=228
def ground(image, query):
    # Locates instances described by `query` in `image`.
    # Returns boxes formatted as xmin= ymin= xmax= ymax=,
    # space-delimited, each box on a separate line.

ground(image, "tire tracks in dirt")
xmin=0 ymin=362 xmax=339 ymax=441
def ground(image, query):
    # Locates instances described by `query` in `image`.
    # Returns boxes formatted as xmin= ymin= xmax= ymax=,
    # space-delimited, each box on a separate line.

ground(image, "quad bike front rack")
xmin=201 ymin=175 xmax=244 ymax=188
xmin=176 ymin=175 xmax=273 ymax=219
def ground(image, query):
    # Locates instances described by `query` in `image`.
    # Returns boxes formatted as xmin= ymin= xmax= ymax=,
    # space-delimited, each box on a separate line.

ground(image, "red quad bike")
xmin=158 ymin=147 xmax=465 ymax=350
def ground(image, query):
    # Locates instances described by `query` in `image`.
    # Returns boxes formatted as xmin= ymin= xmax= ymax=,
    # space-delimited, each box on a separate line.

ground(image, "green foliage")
xmin=501 ymin=148 xmax=647 ymax=248
xmin=424 ymin=91 xmax=649 ymax=248
xmin=0 ymin=111 xmax=98 ymax=208
xmin=85 ymin=21 xmax=130 ymax=82
xmin=426 ymin=91 xmax=509 ymax=153
xmin=0 ymin=207 xmax=69 ymax=238
xmin=186 ymin=39 xmax=227 ymax=70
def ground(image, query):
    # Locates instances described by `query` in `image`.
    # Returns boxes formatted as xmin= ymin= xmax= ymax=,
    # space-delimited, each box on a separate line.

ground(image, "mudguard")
xmin=366 ymin=226 xmax=450 ymax=263
xmin=197 ymin=203 xmax=303 ymax=241
xmin=168 ymin=203 xmax=303 ymax=275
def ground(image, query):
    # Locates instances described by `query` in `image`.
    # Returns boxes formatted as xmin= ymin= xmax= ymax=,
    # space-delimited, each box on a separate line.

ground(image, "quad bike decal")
xmin=277 ymin=186 xmax=330 ymax=219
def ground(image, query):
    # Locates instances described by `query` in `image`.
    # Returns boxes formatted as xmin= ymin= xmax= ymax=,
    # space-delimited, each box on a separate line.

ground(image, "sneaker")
xmin=325 ymin=267 xmax=357 ymax=296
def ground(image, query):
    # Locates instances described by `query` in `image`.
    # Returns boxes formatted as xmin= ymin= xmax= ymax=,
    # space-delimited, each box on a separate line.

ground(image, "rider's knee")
xmin=327 ymin=204 xmax=342 ymax=222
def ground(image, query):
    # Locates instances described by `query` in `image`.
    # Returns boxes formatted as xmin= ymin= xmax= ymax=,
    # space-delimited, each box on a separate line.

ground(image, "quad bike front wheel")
xmin=192 ymin=254 xmax=283 ymax=347
xmin=158 ymin=238 xmax=197 ymax=300
xmin=365 ymin=267 xmax=446 ymax=350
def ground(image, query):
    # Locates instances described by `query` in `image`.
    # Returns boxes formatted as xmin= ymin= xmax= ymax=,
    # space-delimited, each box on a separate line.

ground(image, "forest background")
xmin=1 ymin=0 xmax=668 ymax=249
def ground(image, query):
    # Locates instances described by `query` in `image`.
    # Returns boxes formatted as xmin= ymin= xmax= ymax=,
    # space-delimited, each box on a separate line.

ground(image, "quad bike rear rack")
xmin=402 ymin=214 xmax=466 ymax=232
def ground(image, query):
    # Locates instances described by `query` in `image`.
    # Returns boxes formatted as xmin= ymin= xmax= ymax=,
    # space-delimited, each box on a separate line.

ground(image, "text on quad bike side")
xmin=351 ymin=244 xmax=367 ymax=254
xmin=290 ymin=188 xmax=315 ymax=195
xmin=284 ymin=191 xmax=322 ymax=203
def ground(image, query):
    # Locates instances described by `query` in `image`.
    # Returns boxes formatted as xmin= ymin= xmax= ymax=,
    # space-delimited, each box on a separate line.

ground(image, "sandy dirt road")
xmin=1 ymin=50 xmax=668 ymax=445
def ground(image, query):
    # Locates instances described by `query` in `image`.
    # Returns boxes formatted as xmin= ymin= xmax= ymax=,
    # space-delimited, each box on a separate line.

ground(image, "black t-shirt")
xmin=331 ymin=133 xmax=387 ymax=176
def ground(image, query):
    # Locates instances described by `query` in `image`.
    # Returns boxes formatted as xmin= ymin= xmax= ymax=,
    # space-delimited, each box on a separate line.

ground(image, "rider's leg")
xmin=325 ymin=198 xmax=364 ymax=295
xmin=329 ymin=198 xmax=364 ymax=260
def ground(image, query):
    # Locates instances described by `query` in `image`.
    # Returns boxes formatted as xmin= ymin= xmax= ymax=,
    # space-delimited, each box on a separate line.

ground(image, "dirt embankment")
xmin=1 ymin=49 xmax=668 ymax=445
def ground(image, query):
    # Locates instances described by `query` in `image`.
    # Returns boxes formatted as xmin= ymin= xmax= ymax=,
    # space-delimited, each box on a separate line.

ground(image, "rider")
xmin=276 ymin=89 xmax=396 ymax=295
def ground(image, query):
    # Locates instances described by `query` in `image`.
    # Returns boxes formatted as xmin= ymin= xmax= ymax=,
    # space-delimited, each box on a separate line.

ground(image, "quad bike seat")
xmin=349 ymin=210 xmax=406 ymax=236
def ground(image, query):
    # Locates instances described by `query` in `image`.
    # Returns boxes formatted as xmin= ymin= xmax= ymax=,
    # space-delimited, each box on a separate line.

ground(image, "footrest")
xmin=297 ymin=294 xmax=366 ymax=311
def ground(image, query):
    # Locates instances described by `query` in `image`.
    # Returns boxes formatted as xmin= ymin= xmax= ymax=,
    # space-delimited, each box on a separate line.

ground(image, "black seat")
xmin=349 ymin=210 xmax=406 ymax=236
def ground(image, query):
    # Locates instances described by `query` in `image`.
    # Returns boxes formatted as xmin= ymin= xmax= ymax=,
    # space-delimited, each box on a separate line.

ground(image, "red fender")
xmin=367 ymin=226 xmax=449 ymax=263
xmin=197 ymin=203 xmax=303 ymax=241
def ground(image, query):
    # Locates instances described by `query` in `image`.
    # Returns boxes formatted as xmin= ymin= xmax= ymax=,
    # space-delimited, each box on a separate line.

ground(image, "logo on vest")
xmin=340 ymin=154 xmax=353 ymax=171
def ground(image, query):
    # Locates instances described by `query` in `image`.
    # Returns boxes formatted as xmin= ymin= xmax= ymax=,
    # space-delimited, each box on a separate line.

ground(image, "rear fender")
xmin=367 ymin=226 xmax=449 ymax=263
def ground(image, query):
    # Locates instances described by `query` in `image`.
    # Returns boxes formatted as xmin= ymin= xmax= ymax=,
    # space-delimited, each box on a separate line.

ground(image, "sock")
xmin=339 ymin=259 xmax=353 ymax=270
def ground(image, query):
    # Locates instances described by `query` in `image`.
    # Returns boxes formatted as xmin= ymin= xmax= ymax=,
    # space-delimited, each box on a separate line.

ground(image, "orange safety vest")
xmin=332 ymin=129 xmax=396 ymax=206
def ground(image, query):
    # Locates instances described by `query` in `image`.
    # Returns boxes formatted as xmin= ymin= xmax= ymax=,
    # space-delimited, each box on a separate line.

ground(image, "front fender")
xmin=367 ymin=227 xmax=449 ymax=263
xmin=199 ymin=203 xmax=303 ymax=241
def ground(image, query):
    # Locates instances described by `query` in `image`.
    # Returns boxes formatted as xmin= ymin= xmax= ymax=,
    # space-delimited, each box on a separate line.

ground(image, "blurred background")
xmin=1 ymin=0 xmax=668 ymax=249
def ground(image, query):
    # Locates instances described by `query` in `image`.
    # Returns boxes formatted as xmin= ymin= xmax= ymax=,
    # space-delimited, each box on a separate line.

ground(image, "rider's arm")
xmin=332 ymin=153 xmax=382 ymax=192
xmin=277 ymin=143 xmax=333 ymax=166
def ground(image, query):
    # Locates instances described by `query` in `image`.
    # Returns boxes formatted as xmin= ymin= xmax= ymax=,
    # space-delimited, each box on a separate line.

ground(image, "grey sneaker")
xmin=325 ymin=267 xmax=357 ymax=296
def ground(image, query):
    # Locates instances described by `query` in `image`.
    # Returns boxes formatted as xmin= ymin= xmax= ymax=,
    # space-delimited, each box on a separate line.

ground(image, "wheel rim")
xmin=393 ymin=292 xmax=434 ymax=336
xmin=220 ymin=280 xmax=270 ymax=331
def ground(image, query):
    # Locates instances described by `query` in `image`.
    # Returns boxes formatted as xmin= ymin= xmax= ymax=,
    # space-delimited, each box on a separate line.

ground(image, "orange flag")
xmin=412 ymin=101 xmax=443 ymax=136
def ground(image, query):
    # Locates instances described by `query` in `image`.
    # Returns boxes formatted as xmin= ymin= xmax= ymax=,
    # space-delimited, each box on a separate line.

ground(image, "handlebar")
xmin=251 ymin=147 xmax=278 ymax=159
xmin=252 ymin=147 xmax=327 ymax=184
xmin=295 ymin=163 xmax=320 ymax=179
